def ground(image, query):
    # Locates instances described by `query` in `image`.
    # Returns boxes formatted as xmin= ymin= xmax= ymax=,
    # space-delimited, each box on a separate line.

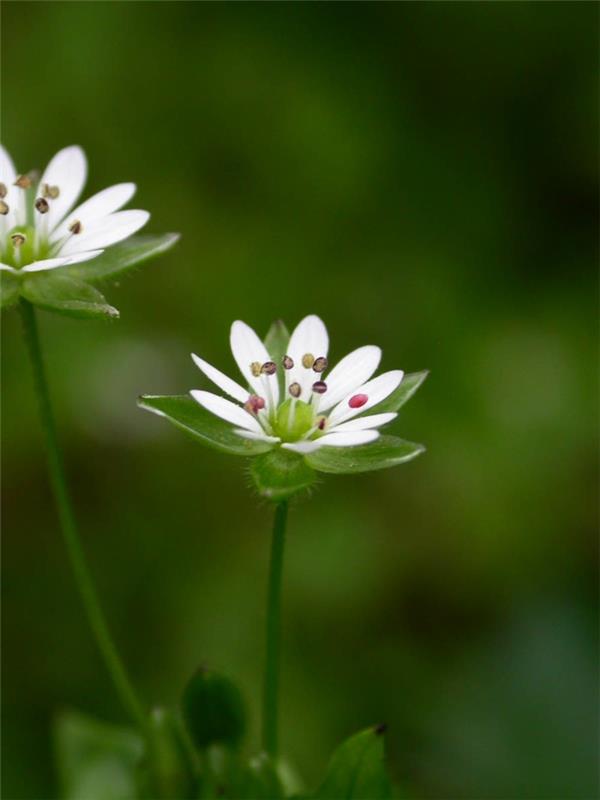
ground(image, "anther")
xmin=317 ymin=415 xmax=327 ymax=430
xmin=250 ymin=361 xmax=262 ymax=378
xmin=288 ymin=382 xmax=301 ymax=398
xmin=282 ymin=355 xmax=294 ymax=370
xmin=68 ymin=220 xmax=83 ymax=234
xmin=348 ymin=393 xmax=368 ymax=409
xmin=35 ymin=197 xmax=50 ymax=214
xmin=312 ymin=380 xmax=327 ymax=394
xmin=244 ymin=395 xmax=266 ymax=414
xmin=14 ymin=175 xmax=32 ymax=189
xmin=42 ymin=183 xmax=60 ymax=199
xmin=0 ymin=182 xmax=7 ymax=198
xmin=11 ymin=233 xmax=26 ymax=247
xmin=312 ymin=356 xmax=328 ymax=373
xmin=302 ymin=353 xmax=315 ymax=369
xmin=261 ymin=361 xmax=277 ymax=375
xmin=0 ymin=200 xmax=9 ymax=215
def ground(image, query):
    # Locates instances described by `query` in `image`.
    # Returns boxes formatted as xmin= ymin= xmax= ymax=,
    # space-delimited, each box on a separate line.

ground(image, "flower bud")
xmin=181 ymin=667 xmax=246 ymax=751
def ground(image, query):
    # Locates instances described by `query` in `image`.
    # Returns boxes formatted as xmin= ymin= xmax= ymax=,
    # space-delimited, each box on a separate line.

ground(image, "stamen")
xmin=244 ymin=395 xmax=266 ymax=415
xmin=250 ymin=361 xmax=262 ymax=378
xmin=261 ymin=361 xmax=277 ymax=375
xmin=35 ymin=197 xmax=50 ymax=214
xmin=288 ymin=382 xmax=301 ymax=398
xmin=282 ymin=355 xmax=294 ymax=370
xmin=348 ymin=394 xmax=368 ymax=409
xmin=312 ymin=380 xmax=327 ymax=394
xmin=302 ymin=353 xmax=315 ymax=369
xmin=312 ymin=356 xmax=328 ymax=373
xmin=42 ymin=183 xmax=60 ymax=199
xmin=68 ymin=220 xmax=83 ymax=234
xmin=11 ymin=233 xmax=26 ymax=247
xmin=0 ymin=200 xmax=9 ymax=215
xmin=14 ymin=175 xmax=32 ymax=189
xmin=317 ymin=416 xmax=327 ymax=431
xmin=0 ymin=182 xmax=7 ymax=198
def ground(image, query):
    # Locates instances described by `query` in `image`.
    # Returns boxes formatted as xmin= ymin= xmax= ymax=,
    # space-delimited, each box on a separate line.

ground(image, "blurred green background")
xmin=2 ymin=2 xmax=598 ymax=798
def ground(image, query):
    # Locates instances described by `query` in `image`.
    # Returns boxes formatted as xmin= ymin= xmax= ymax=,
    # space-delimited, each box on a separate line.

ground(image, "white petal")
xmin=190 ymin=389 xmax=263 ymax=433
xmin=0 ymin=144 xmax=24 ymax=230
xmin=328 ymin=370 xmax=404 ymax=427
xmin=50 ymin=183 xmax=136 ymax=244
xmin=59 ymin=209 xmax=149 ymax=255
xmin=233 ymin=429 xmax=280 ymax=443
xmin=283 ymin=429 xmax=379 ymax=454
xmin=21 ymin=249 xmax=104 ymax=272
xmin=230 ymin=320 xmax=279 ymax=408
xmin=286 ymin=314 xmax=329 ymax=400
xmin=36 ymin=145 xmax=87 ymax=233
xmin=0 ymin=262 xmax=17 ymax=272
xmin=328 ymin=412 xmax=397 ymax=433
xmin=191 ymin=353 xmax=249 ymax=404
xmin=318 ymin=345 xmax=382 ymax=412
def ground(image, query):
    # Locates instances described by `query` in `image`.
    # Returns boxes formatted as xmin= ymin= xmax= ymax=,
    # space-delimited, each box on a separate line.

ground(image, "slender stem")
xmin=262 ymin=500 xmax=288 ymax=758
xmin=18 ymin=299 xmax=147 ymax=732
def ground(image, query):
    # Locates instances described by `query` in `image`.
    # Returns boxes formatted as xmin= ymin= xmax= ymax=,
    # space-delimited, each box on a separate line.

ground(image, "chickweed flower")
xmin=140 ymin=315 xmax=428 ymax=500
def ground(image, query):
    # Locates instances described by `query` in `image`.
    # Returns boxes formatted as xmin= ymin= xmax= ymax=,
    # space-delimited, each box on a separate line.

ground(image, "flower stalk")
xmin=262 ymin=499 xmax=288 ymax=759
xmin=18 ymin=298 xmax=147 ymax=733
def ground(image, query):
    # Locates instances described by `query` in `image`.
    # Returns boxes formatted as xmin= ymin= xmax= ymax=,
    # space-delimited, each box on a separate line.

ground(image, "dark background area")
xmin=2 ymin=2 xmax=598 ymax=798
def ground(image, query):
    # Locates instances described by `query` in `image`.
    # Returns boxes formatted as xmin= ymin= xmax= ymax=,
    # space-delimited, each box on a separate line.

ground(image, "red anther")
xmin=348 ymin=393 xmax=368 ymax=409
xmin=245 ymin=394 xmax=266 ymax=414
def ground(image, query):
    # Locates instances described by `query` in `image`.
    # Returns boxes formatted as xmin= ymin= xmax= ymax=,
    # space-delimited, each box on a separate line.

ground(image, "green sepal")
xmin=182 ymin=668 xmax=246 ymax=751
xmin=138 ymin=395 xmax=273 ymax=456
xmin=305 ymin=435 xmax=424 ymax=474
xmin=139 ymin=707 xmax=197 ymax=800
xmin=370 ymin=370 xmax=429 ymax=414
xmin=264 ymin=320 xmax=290 ymax=397
xmin=53 ymin=710 xmax=143 ymax=800
xmin=21 ymin=272 xmax=119 ymax=319
xmin=314 ymin=725 xmax=393 ymax=800
xmin=62 ymin=233 xmax=180 ymax=283
xmin=0 ymin=270 xmax=21 ymax=309
xmin=250 ymin=448 xmax=317 ymax=501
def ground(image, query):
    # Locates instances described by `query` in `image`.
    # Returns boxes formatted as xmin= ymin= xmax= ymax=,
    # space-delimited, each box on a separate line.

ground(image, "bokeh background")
xmin=2 ymin=2 xmax=598 ymax=798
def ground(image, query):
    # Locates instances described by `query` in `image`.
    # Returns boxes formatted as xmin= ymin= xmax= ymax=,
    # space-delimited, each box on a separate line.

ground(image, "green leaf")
xmin=21 ymin=273 xmax=119 ymax=319
xmin=54 ymin=710 xmax=143 ymax=800
xmin=138 ymin=394 xmax=273 ymax=456
xmin=314 ymin=726 xmax=392 ymax=800
xmin=250 ymin=448 xmax=317 ymax=501
xmin=182 ymin=668 xmax=246 ymax=751
xmin=371 ymin=371 xmax=429 ymax=414
xmin=0 ymin=270 xmax=21 ymax=309
xmin=63 ymin=233 xmax=180 ymax=283
xmin=306 ymin=435 xmax=425 ymax=475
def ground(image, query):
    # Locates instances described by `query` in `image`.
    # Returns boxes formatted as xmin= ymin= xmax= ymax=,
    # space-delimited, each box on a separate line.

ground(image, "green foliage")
xmin=306 ymin=435 xmax=424 ymax=474
xmin=250 ymin=448 xmax=318 ymax=501
xmin=313 ymin=726 xmax=393 ymax=800
xmin=21 ymin=273 xmax=119 ymax=320
xmin=53 ymin=710 xmax=143 ymax=800
xmin=182 ymin=668 xmax=247 ymax=751
xmin=62 ymin=234 xmax=180 ymax=284
xmin=142 ymin=708 xmax=197 ymax=800
xmin=0 ymin=270 xmax=21 ymax=309
xmin=233 ymin=753 xmax=285 ymax=800
xmin=372 ymin=371 xmax=429 ymax=414
xmin=138 ymin=395 xmax=273 ymax=456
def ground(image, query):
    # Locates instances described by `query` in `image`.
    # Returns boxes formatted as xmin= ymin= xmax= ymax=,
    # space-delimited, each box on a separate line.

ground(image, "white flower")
xmin=0 ymin=144 xmax=149 ymax=274
xmin=190 ymin=315 xmax=404 ymax=454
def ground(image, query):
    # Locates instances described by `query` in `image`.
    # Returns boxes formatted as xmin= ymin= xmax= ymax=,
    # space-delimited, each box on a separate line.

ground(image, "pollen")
xmin=250 ymin=361 xmax=262 ymax=377
xmin=312 ymin=356 xmax=328 ymax=373
xmin=261 ymin=361 xmax=277 ymax=375
xmin=69 ymin=220 xmax=83 ymax=234
xmin=14 ymin=175 xmax=32 ymax=189
xmin=282 ymin=355 xmax=294 ymax=370
xmin=0 ymin=200 xmax=8 ymax=215
xmin=302 ymin=353 xmax=315 ymax=369
xmin=312 ymin=380 xmax=327 ymax=394
xmin=42 ymin=183 xmax=60 ymax=199
xmin=0 ymin=182 xmax=7 ymax=198
xmin=288 ymin=382 xmax=301 ymax=398
xmin=348 ymin=393 xmax=368 ymax=409
xmin=35 ymin=197 xmax=50 ymax=214
xmin=11 ymin=233 xmax=26 ymax=247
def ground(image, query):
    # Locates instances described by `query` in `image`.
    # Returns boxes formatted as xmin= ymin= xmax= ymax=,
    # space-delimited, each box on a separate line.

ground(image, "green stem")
xmin=18 ymin=299 xmax=147 ymax=733
xmin=262 ymin=500 xmax=288 ymax=758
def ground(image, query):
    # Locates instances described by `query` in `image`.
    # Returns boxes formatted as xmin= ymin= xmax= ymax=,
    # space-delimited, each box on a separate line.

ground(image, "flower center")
xmin=2 ymin=225 xmax=41 ymax=268
xmin=273 ymin=399 xmax=316 ymax=442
